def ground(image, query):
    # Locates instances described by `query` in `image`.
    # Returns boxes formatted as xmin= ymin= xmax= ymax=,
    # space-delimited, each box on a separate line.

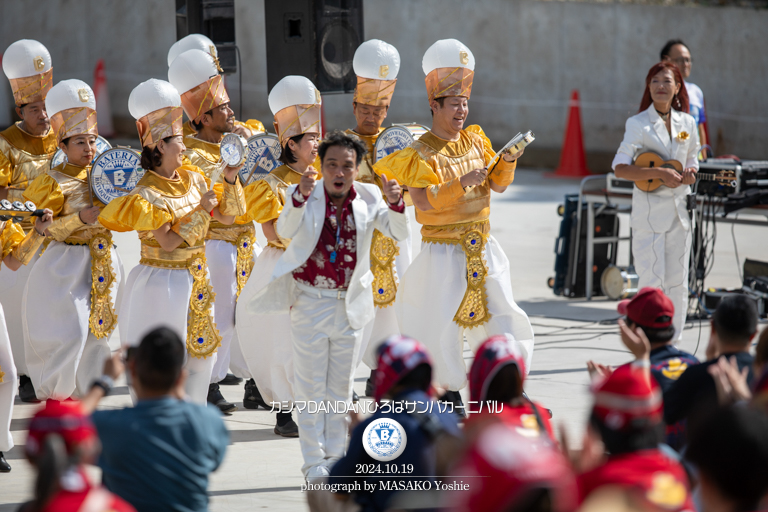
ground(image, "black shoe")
xmin=207 ymin=383 xmax=237 ymax=414
xmin=364 ymin=369 xmax=375 ymax=397
xmin=18 ymin=375 xmax=40 ymax=403
xmin=440 ymin=390 xmax=466 ymax=418
xmin=220 ymin=373 xmax=243 ymax=386
xmin=352 ymin=391 xmax=359 ymax=403
xmin=243 ymin=379 xmax=269 ymax=410
xmin=0 ymin=452 xmax=10 ymax=472
xmin=274 ymin=412 xmax=299 ymax=437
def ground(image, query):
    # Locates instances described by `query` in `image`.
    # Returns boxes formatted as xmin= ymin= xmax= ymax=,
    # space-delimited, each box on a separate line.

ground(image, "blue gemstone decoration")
xmin=197 ymin=337 xmax=204 ymax=344
xmin=99 ymin=319 xmax=103 ymax=325
xmin=378 ymin=288 xmax=384 ymax=294
xmin=98 ymin=276 xmax=104 ymax=282
xmin=470 ymin=239 xmax=476 ymax=245
xmin=198 ymin=265 xmax=202 ymax=270
xmin=243 ymin=242 xmax=248 ymax=248
xmin=198 ymin=293 xmax=203 ymax=300
xmin=473 ymin=272 xmax=478 ymax=278
xmin=241 ymin=271 xmax=246 ymax=276
xmin=98 ymin=244 xmax=104 ymax=249
xmin=469 ymin=312 xmax=475 ymax=318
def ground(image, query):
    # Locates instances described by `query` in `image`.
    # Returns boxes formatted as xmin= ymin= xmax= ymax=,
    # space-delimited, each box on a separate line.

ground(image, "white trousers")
xmin=0 ymin=304 xmax=17 ymax=452
xmin=291 ymin=290 xmax=362 ymax=476
xmin=237 ymin=246 xmax=294 ymax=405
xmin=23 ymin=243 xmax=123 ymax=401
xmin=206 ymin=239 xmax=261 ymax=383
xmin=632 ymin=216 xmax=692 ymax=341
xmin=395 ymin=236 xmax=534 ymax=391
xmin=119 ymin=264 xmax=216 ymax=404
xmin=0 ymin=247 xmax=41 ymax=377
xmin=358 ymin=236 xmax=412 ymax=369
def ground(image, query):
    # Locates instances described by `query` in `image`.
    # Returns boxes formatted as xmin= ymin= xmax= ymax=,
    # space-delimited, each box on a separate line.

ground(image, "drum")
xmin=220 ymin=133 xmax=248 ymax=167
xmin=600 ymin=265 xmax=639 ymax=300
xmin=89 ymin=148 xmax=144 ymax=205
xmin=239 ymin=133 xmax=282 ymax=186
xmin=51 ymin=135 xmax=112 ymax=167
xmin=373 ymin=123 xmax=428 ymax=163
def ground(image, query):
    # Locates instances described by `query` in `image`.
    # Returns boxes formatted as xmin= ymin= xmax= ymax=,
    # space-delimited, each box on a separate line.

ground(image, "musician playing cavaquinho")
xmin=612 ymin=61 xmax=700 ymax=340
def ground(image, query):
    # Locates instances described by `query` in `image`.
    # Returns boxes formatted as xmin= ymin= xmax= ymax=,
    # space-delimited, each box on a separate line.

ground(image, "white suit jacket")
xmin=612 ymin=106 xmax=700 ymax=233
xmin=244 ymin=179 xmax=409 ymax=330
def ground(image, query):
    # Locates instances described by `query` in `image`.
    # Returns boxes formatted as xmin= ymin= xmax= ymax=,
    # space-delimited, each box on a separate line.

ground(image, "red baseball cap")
xmin=592 ymin=364 xmax=663 ymax=431
xmin=617 ymin=287 xmax=674 ymax=329
xmin=468 ymin=335 xmax=526 ymax=413
xmin=374 ymin=335 xmax=432 ymax=403
xmin=26 ymin=400 xmax=97 ymax=459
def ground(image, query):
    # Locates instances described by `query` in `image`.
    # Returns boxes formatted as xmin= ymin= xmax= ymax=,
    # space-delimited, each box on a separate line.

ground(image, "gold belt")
xmin=89 ymin=233 xmax=118 ymax=339
xmin=370 ymin=230 xmax=399 ymax=308
xmin=205 ymin=224 xmax=257 ymax=298
xmin=420 ymin=219 xmax=490 ymax=244
xmin=140 ymin=243 xmax=206 ymax=269
xmin=422 ymin=221 xmax=491 ymax=328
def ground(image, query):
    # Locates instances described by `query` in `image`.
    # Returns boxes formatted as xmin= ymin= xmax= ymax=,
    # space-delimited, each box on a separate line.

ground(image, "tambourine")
xmin=50 ymin=135 xmax=112 ymax=168
xmin=239 ymin=133 xmax=282 ymax=186
xmin=373 ymin=123 xmax=428 ymax=162
xmin=600 ymin=265 xmax=639 ymax=300
xmin=0 ymin=199 xmax=44 ymax=222
xmin=89 ymin=148 xmax=145 ymax=204
xmin=487 ymin=131 xmax=535 ymax=170
xmin=220 ymin=133 xmax=248 ymax=167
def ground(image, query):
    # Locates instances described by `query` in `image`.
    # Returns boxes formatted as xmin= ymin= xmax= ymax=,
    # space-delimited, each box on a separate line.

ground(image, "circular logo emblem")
xmin=220 ymin=133 xmax=247 ymax=167
xmin=363 ymin=418 xmax=407 ymax=461
xmin=51 ymin=135 xmax=111 ymax=168
xmin=90 ymin=148 xmax=144 ymax=204
xmin=240 ymin=133 xmax=282 ymax=185
xmin=374 ymin=125 xmax=427 ymax=163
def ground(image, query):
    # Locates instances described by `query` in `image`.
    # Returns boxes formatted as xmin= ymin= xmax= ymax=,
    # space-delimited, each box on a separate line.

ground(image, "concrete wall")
xmin=1 ymin=0 xmax=766 ymax=168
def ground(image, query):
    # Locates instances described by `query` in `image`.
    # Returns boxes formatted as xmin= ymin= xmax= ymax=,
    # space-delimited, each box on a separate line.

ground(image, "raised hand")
xmin=223 ymin=164 xmax=241 ymax=184
xmin=299 ymin=166 xmax=318 ymax=197
xmin=380 ymin=173 xmax=402 ymax=204
xmin=459 ymin=167 xmax=488 ymax=188
xmin=79 ymin=205 xmax=101 ymax=225
xmin=618 ymin=318 xmax=651 ymax=361
xmin=200 ymin=190 xmax=219 ymax=212
xmin=35 ymin=208 xmax=53 ymax=235
xmin=503 ymin=148 xmax=524 ymax=162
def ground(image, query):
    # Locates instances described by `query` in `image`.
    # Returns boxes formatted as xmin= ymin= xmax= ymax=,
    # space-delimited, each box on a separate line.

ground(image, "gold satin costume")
xmin=182 ymin=119 xmax=266 ymax=139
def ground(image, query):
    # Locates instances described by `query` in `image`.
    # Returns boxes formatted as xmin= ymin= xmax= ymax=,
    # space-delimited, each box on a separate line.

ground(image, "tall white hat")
xmin=268 ymin=76 xmax=322 ymax=145
xmin=168 ymin=49 xmax=229 ymax=122
xmin=167 ymin=33 xmax=220 ymax=70
xmin=46 ymin=79 xmax=97 ymax=144
xmin=352 ymin=39 xmax=400 ymax=107
xmin=129 ymin=79 xmax=183 ymax=148
xmin=422 ymin=39 xmax=475 ymax=102
xmin=2 ymin=39 xmax=53 ymax=106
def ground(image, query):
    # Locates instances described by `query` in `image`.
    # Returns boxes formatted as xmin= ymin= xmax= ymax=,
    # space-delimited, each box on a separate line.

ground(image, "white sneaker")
xmin=306 ymin=464 xmax=330 ymax=484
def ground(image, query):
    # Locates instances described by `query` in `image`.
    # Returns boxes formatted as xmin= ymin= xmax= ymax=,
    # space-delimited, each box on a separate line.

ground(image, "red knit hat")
xmin=374 ymin=335 xmax=432 ymax=403
xmin=26 ymin=400 xmax=97 ymax=459
xmin=618 ymin=287 xmax=674 ymax=329
xmin=446 ymin=423 xmax=577 ymax=512
xmin=468 ymin=335 xmax=526 ymax=413
xmin=591 ymin=364 xmax=663 ymax=431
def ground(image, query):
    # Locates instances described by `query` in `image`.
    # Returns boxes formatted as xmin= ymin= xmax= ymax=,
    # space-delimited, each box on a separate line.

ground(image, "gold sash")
xmin=235 ymin=229 xmax=256 ymax=298
xmin=88 ymin=233 xmax=118 ymax=339
xmin=370 ymin=230 xmax=399 ymax=308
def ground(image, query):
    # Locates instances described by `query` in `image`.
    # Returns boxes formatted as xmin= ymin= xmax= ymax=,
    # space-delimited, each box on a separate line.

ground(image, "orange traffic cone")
xmin=93 ymin=59 xmax=115 ymax=137
xmin=551 ymin=90 xmax=591 ymax=178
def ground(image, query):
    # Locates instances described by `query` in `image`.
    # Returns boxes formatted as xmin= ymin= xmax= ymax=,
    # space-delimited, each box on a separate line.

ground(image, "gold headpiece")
xmin=273 ymin=104 xmax=322 ymax=146
xmin=9 ymin=67 xmax=53 ymax=106
xmin=353 ymin=76 xmax=397 ymax=107
xmin=425 ymin=67 xmax=474 ymax=102
xmin=179 ymin=74 xmax=229 ymax=123
xmin=136 ymin=106 xmax=184 ymax=148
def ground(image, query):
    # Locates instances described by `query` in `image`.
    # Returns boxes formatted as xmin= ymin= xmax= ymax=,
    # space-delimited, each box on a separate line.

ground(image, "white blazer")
xmin=244 ymin=179 xmax=409 ymax=330
xmin=612 ymin=106 xmax=700 ymax=233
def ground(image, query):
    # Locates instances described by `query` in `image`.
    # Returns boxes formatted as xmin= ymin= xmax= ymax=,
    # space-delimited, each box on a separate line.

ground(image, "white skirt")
xmin=395 ymin=235 xmax=534 ymax=391
xmin=23 ymin=242 xmax=124 ymax=400
xmin=236 ymin=246 xmax=294 ymax=405
xmin=119 ymin=263 xmax=216 ymax=404
xmin=0 ymin=247 xmax=41 ymax=376
xmin=0 ymin=303 xmax=17 ymax=452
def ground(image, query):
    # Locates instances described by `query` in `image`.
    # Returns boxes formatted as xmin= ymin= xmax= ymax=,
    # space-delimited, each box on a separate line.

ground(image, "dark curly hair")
xmin=140 ymin=136 xmax=175 ymax=171
xmin=318 ymin=130 xmax=366 ymax=166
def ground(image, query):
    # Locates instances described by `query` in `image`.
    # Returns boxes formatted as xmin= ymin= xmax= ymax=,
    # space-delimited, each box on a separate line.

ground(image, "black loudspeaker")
xmin=175 ymin=0 xmax=238 ymax=74
xmin=264 ymin=0 xmax=364 ymax=94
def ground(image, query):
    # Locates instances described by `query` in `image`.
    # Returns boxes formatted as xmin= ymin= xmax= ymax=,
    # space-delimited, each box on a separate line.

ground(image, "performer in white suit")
xmin=613 ymin=61 xmax=700 ymax=340
xmin=23 ymin=80 xmax=124 ymax=401
xmin=375 ymin=39 xmax=534 ymax=409
xmin=245 ymin=130 xmax=408 ymax=479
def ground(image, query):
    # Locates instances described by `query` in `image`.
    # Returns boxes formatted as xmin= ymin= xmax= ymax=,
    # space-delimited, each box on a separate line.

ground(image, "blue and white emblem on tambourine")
xmin=51 ymin=135 xmax=112 ymax=168
xmin=89 ymin=148 xmax=144 ymax=204
xmin=239 ymin=133 xmax=282 ymax=186
xmin=362 ymin=418 xmax=407 ymax=461
xmin=374 ymin=124 xmax=428 ymax=163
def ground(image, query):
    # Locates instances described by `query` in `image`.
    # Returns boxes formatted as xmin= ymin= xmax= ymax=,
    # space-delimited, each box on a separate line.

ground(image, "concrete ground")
xmin=1 ymin=169 xmax=766 ymax=510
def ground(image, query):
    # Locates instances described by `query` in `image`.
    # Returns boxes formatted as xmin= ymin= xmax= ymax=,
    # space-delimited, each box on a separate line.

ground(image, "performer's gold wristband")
xmin=171 ymin=206 xmax=211 ymax=246
xmin=219 ymin=179 xmax=247 ymax=217
xmin=47 ymin=212 xmax=85 ymax=242
xmin=11 ymin=228 xmax=45 ymax=266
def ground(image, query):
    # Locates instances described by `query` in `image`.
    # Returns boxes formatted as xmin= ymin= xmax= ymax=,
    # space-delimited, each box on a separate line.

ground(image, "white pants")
xmin=0 ymin=247 xmax=41 ymax=377
xmin=206 ymin=239 xmax=261 ymax=382
xmin=291 ymin=289 xmax=362 ymax=476
xmin=119 ymin=264 xmax=216 ymax=404
xmin=237 ymin=246 xmax=294 ymax=405
xmin=632 ymin=216 xmax=691 ymax=341
xmin=0 ymin=304 xmax=17 ymax=452
xmin=23 ymin=243 xmax=123 ymax=401
xmin=395 ymin=236 xmax=534 ymax=391
xmin=358 ymin=236 xmax=412 ymax=369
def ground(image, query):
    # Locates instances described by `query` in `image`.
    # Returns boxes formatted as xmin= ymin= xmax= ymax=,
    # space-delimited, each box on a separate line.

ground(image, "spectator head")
xmin=469 ymin=335 xmax=527 ymax=413
xmin=373 ymin=335 xmax=432 ymax=402
xmin=711 ymin=295 xmax=758 ymax=352
xmin=445 ymin=423 xmax=577 ymax=512
xmin=660 ymin=39 xmax=693 ymax=80
xmin=753 ymin=326 xmax=768 ymax=376
xmin=618 ymin=288 xmax=675 ymax=345
xmin=25 ymin=401 xmax=99 ymax=510
xmin=752 ymin=328 xmax=768 ymax=410
xmin=131 ymin=326 xmax=186 ymax=395
xmin=686 ymin=406 xmax=768 ymax=512
xmin=638 ymin=61 xmax=689 ymax=115
xmin=590 ymin=365 xmax=664 ymax=454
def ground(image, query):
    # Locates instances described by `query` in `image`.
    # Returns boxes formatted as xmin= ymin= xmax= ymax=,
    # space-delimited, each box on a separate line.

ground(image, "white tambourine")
xmin=487 ymin=130 xmax=535 ymax=170
xmin=51 ymin=135 xmax=112 ymax=168
xmin=220 ymin=133 xmax=248 ymax=167
xmin=373 ymin=123 xmax=428 ymax=163
xmin=89 ymin=148 xmax=145 ymax=204
xmin=239 ymin=133 xmax=282 ymax=186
